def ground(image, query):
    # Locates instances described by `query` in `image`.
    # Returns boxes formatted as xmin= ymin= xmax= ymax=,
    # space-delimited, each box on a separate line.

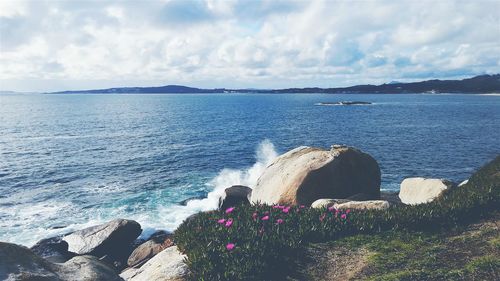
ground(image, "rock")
xmin=179 ymin=195 xmax=206 ymax=206
xmin=380 ymin=191 xmax=403 ymax=205
xmin=251 ymin=145 xmax=381 ymax=206
xmin=399 ymin=178 xmax=455 ymax=205
xmin=458 ymin=179 xmax=469 ymax=187
xmin=31 ymin=236 xmax=74 ymax=263
xmin=311 ymin=198 xmax=350 ymax=209
xmin=334 ymin=200 xmax=390 ymax=210
xmin=0 ymin=242 xmax=60 ymax=280
xmin=0 ymin=242 xmax=121 ymax=281
xmin=127 ymin=233 xmax=174 ymax=268
xmin=346 ymin=193 xmax=373 ymax=201
xmin=63 ymin=219 xmax=141 ymax=256
xmin=120 ymin=246 xmax=189 ymax=281
xmin=56 ymin=256 xmax=122 ymax=281
xmin=316 ymin=101 xmax=372 ymax=106
xmin=219 ymin=185 xmax=252 ymax=210
xmin=148 ymin=230 xmax=171 ymax=242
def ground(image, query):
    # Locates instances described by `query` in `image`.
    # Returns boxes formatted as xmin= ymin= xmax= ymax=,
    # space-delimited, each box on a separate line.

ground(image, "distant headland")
xmin=47 ymin=74 xmax=500 ymax=94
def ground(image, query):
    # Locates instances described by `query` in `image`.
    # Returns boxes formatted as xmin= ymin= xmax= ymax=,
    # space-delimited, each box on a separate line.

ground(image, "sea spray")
xmin=147 ymin=139 xmax=279 ymax=236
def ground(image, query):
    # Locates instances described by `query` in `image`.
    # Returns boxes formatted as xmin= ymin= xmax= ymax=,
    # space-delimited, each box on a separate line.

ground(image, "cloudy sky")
xmin=1 ymin=0 xmax=499 ymax=92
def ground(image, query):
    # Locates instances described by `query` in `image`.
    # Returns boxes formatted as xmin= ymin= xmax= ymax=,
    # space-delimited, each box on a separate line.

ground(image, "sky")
xmin=0 ymin=0 xmax=499 ymax=92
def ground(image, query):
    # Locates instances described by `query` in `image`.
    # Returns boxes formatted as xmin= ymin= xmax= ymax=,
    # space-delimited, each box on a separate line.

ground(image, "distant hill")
xmin=272 ymin=74 xmax=500 ymax=94
xmin=51 ymin=85 xmax=223 ymax=94
xmin=48 ymin=74 xmax=500 ymax=94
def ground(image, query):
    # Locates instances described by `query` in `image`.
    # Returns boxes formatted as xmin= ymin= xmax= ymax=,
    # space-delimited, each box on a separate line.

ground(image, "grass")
xmin=306 ymin=213 xmax=499 ymax=281
xmin=174 ymin=156 xmax=500 ymax=280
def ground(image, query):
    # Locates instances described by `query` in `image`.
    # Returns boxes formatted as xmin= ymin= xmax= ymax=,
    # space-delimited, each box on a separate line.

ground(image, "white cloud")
xmin=0 ymin=0 xmax=499 ymax=92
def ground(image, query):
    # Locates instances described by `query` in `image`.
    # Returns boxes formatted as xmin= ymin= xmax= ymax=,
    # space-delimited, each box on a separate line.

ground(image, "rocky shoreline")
xmin=1 ymin=144 xmax=477 ymax=281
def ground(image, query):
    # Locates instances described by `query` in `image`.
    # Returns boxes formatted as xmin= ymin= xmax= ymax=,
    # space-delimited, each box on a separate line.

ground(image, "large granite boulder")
xmin=31 ymin=236 xmax=74 ymax=263
xmin=251 ymin=145 xmax=381 ymax=206
xmin=399 ymin=178 xmax=455 ymax=205
xmin=120 ymin=246 xmax=189 ymax=281
xmin=56 ymin=256 xmax=122 ymax=281
xmin=0 ymin=242 xmax=121 ymax=281
xmin=127 ymin=232 xmax=174 ymax=268
xmin=334 ymin=200 xmax=390 ymax=210
xmin=63 ymin=219 xmax=141 ymax=256
xmin=0 ymin=242 xmax=60 ymax=280
xmin=218 ymin=185 xmax=252 ymax=210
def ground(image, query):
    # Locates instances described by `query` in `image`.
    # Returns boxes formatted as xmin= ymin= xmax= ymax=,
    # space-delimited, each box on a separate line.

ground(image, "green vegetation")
xmin=174 ymin=157 xmax=500 ymax=280
xmin=302 ymin=218 xmax=499 ymax=281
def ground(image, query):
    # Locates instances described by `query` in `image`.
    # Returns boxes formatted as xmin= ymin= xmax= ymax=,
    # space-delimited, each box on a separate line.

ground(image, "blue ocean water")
xmin=0 ymin=93 xmax=499 ymax=246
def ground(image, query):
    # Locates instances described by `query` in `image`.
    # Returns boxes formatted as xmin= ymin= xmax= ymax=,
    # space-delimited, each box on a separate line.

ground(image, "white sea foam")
xmin=2 ymin=140 xmax=279 ymax=246
xmin=152 ymin=139 xmax=278 ymax=233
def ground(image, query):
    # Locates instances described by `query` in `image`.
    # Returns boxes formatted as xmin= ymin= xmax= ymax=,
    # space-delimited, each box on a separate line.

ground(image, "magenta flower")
xmin=282 ymin=207 xmax=290 ymax=213
xmin=328 ymin=206 xmax=336 ymax=212
xmin=276 ymin=219 xmax=284 ymax=225
xmin=299 ymin=205 xmax=305 ymax=209
xmin=261 ymin=215 xmax=270 ymax=221
xmin=346 ymin=209 xmax=351 ymax=214
xmin=225 ymin=218 xmax=233 ymax=227
xmin=341 ymin=213 xmax=347 ymax=219
xmin=252 ymin=212 xmax=258 ymax=220
xmin=319 ymin=213 xmax=326 ymax=222
xmin=225 ymin=207 xmax=235 ymax=214
xmin=217 ymin=218 xmax=226 ymax=224
xmin=273 ymin=205 xmax=284 ymax=209
xmin=264 ymin=211 xmax=270 ymax=215
xmin=226 ymin=243 xmax=235 ymax=251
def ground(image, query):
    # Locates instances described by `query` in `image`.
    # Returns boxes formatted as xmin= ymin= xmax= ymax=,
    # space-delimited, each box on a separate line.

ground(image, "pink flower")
xmin=225 ymin=218 xmax=233 ymax=227
xmin=226 ymin=243 xmax=235 ymax=251
xmin=252 ymin=212 xmax=258 ymax=220
xmin=273 ymin=205 xmax=284 ymax=209
xmin=225 ymin=207 xmax=235 ymax=214
xmin=276 ymin=219 xmax=284 ymax=225
xmin=264 ymin=211 xmax=270 ymax=215
xmin=217 ymin=218 xmax=226 ymax=224
xmin=261 ymin=215 xmax=270 ymax=221
xmin=282 ymin=207 xmax=290 ymax=213
xmin=341 ymin=213 xmax=347 ymax=219
xmin=328 ymin=206 xmax=336 ymax=212
xmin=346 ymin=209 xmax=351 ymax=214
xmin=319 ymin=213 xmax=326 ymax=222
xmin=299 ymin=205 xmax=305 ymax=209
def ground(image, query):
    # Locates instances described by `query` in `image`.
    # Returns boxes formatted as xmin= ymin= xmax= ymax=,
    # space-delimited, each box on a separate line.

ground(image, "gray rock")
xmin=0 ymin=242 xmax=121 ymax=281
xmin=31 ymin=236 xmax=74 ymax=263
xmin=178 ymin=195 xmax=206 ymax=206
xmin=127 ymin=233 xmax=174 ymax=268
xmin=55 ymin=256 xmax=122 ymax=281
xmin=380 ymin=191 xmax=403 ymax=205
xmin=120 ymin=246 xmax=189 ymax=281
xmin=334 ymin=200 xmax=390 ymax=210
xmin=399 ymin=178 xmax=455 ymax=205
xmin=0 ymin=242 xmax=60 ymax=281
xmin=251 ymin=145 xmax=381 ymax=206
xmin=218 ymin=185 xmax=252 ymax=210
xmin=311 ymin=198 xmax=350 ymax=209
xmin=346 ymin=193 xmax=374 ymax=201
xmin=63 ymin=219 xmax=141 ymax=256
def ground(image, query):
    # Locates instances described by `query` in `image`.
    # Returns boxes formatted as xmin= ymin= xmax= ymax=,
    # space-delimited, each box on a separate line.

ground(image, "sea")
xmin=0 ymin=93 xmax=499 ymax=246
